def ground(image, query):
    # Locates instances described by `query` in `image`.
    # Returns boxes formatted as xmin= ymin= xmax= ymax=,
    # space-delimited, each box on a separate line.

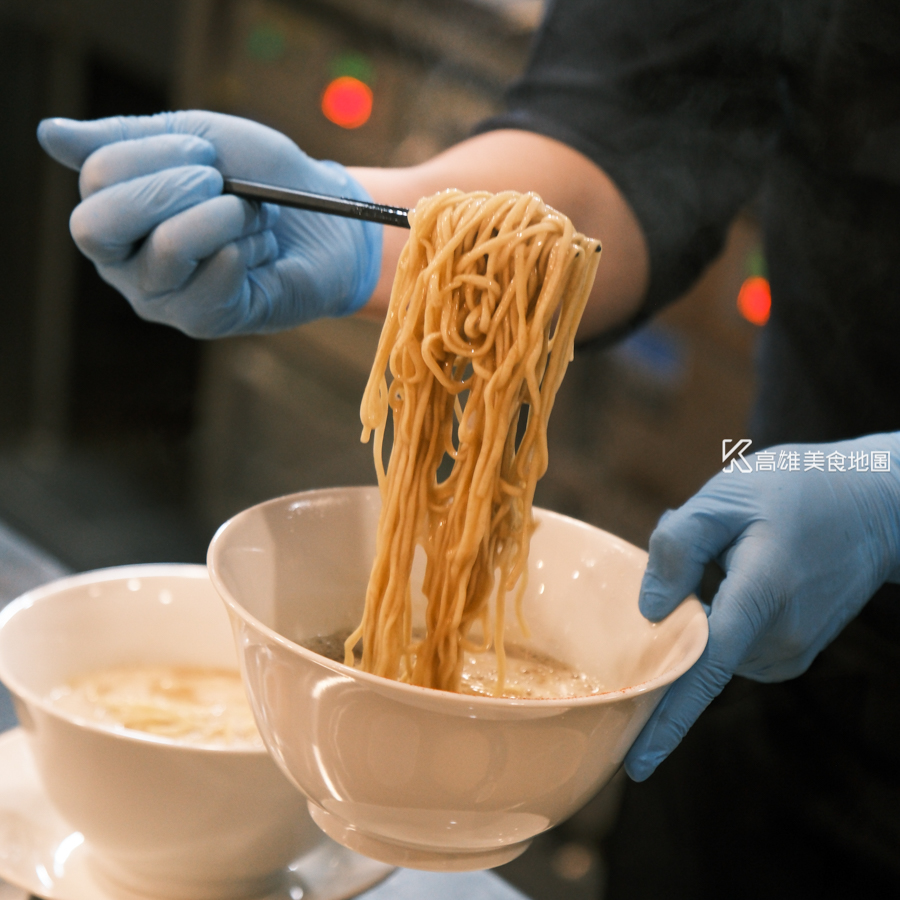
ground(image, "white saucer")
xmin=0 ymin=729 xmax=393 ymax=900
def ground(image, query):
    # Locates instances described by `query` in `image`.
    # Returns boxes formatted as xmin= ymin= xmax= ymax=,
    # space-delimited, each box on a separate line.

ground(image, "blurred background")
xmin=0 ymin=1 xmax=769 ymax=896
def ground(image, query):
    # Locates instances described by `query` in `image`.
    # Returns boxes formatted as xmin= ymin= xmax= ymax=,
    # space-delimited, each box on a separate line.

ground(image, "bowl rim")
xmin=0 ymin=563 xmax=270 ymax=755
xmin=207 ymin=486 xmax=709 ymax=710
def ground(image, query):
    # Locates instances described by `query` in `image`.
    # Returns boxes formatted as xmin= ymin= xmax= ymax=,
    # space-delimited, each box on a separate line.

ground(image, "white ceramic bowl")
xmin=208 ymin=487 xmax=708 ymax=872
xmin=0 ymin=564 xmax=322 ymax=900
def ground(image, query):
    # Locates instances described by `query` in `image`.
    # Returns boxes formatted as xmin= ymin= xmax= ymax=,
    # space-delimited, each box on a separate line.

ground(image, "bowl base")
xmin=308 ymin=804 xmax=531 ymax=872
xmin=88 ymin=851 xmax=282 ymax=900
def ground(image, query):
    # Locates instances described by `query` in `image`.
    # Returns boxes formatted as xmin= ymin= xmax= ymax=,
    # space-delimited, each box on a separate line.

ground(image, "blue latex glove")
xmin=626 ymin=432 xmax=900 ymax=781
xmin=36 ymin=112 xmax=382 ymax=338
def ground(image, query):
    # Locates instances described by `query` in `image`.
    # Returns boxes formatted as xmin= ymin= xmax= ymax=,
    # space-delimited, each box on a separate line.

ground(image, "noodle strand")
xmin=346 ymin=189 xmax=601 ymax=693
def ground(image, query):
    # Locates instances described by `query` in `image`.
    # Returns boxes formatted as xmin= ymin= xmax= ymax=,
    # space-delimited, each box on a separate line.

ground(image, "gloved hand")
xmin=626 ymin=432 xmax=900 ymax=781
xmin=37 ymin=111 xmax=382 ymax=338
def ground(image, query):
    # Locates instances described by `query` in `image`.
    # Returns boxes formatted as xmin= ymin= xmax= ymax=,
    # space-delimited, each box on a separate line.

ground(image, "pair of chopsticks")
xmin=222 ymin=177 xmax=411 ymax=229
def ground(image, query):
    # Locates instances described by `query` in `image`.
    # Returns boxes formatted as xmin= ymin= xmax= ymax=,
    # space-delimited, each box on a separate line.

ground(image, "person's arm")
xmin=36 ymin=114 xmax=647 ymax=341
xmin=351 ymin=129 xmax=649 ymax=338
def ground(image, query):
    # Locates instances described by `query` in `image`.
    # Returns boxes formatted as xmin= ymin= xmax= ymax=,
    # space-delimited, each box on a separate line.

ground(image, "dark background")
xmin=0 ymin=2 xmax=763 ymax=896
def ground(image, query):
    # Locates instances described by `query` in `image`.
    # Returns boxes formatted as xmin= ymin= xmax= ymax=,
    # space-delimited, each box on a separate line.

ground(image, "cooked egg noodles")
xmin=345 ymin=189 xmax=601 ymax=693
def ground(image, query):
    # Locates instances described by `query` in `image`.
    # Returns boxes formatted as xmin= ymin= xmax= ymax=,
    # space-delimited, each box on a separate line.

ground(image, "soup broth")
xmin=458 ymin=645 xmax=605 ymax=700
xmin=302 ymin=631 xmax=604 ymax=700
xmin=49 ymin=665 xmax=263 ymax=748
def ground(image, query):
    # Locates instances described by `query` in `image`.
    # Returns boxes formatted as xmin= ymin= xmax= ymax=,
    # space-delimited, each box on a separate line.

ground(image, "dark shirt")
xmin=479 ymin=0 xmax=900 ymax=891
xmin=481 ymin=0 xmax=900 ymax=446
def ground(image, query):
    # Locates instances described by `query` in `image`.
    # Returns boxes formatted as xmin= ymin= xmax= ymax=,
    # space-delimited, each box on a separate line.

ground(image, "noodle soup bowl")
xmin=209 ymin=486 xmax=709 ymax=872
xmin=0 ymin=564 xmax=322 ymax=899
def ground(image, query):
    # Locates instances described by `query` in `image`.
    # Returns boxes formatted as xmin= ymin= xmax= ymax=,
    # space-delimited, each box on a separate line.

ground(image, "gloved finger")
xmin=640 ymin=502 xmax=745 ymax=622
xmin=134 ymin=195 xmax=279 ymax=294
xmin=624 ymin=590 xmax=757 ymax=781
xmin=126 ymin=238 xmax=278 ymax=338
xmin=38 ymin=113 xmax=202 ymax=170
xmin=69 ymin=165 xmax=223 ymax=265
xmin=79 ymin=134 xmax=216 ymax=198
xmin=232 ymin=231 xmax=280 ymax=271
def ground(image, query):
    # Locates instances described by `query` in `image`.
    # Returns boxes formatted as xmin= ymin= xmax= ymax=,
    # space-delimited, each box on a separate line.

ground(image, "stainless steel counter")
xmin=0 ymin=521 xmax=70 ymax=733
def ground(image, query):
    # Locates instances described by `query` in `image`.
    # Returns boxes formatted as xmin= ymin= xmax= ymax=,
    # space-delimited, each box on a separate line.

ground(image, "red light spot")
xmin=321 ymin=76 xmax=373 ymax=129
xmin=737 ymin=276 xmax=771 ymax=326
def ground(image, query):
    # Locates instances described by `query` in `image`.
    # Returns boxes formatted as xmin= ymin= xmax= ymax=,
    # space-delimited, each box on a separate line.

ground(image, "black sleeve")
xmin=477 ymin=0 xmax=781 ymax=321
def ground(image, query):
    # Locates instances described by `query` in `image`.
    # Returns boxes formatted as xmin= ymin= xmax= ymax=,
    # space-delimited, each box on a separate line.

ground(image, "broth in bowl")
xmin=50 ymin=665 xmax=264 ymax=748
xmin=305 ymin=630 xmax=606 ymax=700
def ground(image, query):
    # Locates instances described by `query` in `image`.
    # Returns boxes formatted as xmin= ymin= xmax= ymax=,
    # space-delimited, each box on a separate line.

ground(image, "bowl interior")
xmin=0 ymin=565 xmax=240 ymax=704
xmin=211 ymin=487 xmax=706 ymax=697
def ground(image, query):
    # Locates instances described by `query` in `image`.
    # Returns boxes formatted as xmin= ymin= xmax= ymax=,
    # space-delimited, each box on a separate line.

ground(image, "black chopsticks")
xmin=222 ymin=177 xmax=411 ymax=229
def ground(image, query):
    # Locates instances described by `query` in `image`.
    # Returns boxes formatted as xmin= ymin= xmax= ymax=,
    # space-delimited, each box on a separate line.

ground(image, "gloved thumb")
xmin=38 ymin=117 xmax=117 ymax=170
xmin=38 ymin=113 xmax=198 ymax=171
xmin=624 ymin=643 xmax=728 ymax=781
xmin=626 ymin=574 xmax=757 ymax=780
xmin=640 ymin=502 xmax=740 ymax=621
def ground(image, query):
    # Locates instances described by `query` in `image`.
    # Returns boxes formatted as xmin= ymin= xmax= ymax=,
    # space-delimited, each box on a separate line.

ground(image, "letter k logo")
xmin=722 ymin=439 xmax=753 ymax=473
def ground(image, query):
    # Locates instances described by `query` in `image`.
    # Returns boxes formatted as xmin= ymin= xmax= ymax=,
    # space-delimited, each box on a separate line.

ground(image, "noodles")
xmin=345 ymin=189 xmax=601 ymax=694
